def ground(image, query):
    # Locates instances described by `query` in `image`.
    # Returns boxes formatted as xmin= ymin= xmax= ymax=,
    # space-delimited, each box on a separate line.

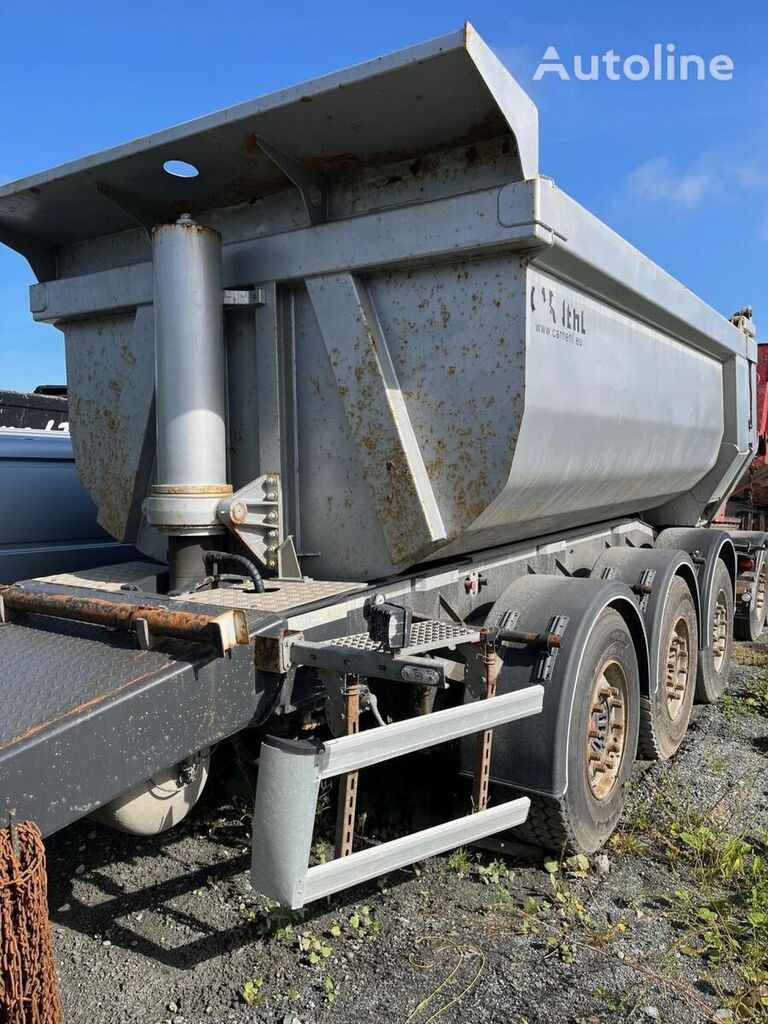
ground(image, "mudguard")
xmin=590 ymin=547 xmax=699 ymax=696
xmin=655 ymin=528 xmax=735 ymax=649
xmin=462 ymin=575 xmax=649 ymax=799
xmin=726 ymin=530 xmax=768 ymax=554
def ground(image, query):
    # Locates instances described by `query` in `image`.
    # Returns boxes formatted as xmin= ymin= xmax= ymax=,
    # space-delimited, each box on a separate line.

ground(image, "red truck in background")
xmin=717 ymin=342 xmax=768 ymax=532
xmin=715 ymin=328 xmax=768 ymax=641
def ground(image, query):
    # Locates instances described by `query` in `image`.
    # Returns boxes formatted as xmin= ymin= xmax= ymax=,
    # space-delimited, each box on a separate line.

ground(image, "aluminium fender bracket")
xmin=603 ymin=560 xmax=658 ymax=609
xmin=533 ymin=614 xmax=569 ymax=682
xmin=487 ymin=610 xmax=568 ymax=682
xmin=631 ymin=568 xmax=656 ymax=612
xmin=728 ymin=530 xmax=768 ymax=555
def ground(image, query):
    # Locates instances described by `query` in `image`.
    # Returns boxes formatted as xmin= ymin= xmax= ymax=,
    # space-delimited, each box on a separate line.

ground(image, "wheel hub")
xmin=586 ymin=660 xmax=628 ymax=801
xmin=755 ymin=563 xmax=766 ymax=622
xmin=712 ymin=591 xmax=729 ymax=673
xmin=664 ymin=616 xmax=690 ymax=721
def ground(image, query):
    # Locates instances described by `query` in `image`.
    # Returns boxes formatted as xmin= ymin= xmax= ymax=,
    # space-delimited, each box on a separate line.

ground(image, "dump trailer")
xmin=0 ymin=25 xmax=763 ymax=909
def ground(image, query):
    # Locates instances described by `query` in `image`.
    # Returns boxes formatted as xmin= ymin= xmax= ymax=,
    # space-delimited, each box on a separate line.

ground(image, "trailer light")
xmin=364 ymin=599 xmax=412 ymax=652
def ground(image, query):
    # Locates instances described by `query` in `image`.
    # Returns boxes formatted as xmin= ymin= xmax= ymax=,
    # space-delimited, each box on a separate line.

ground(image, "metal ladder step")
xmin=288 ymin=619 xmax=481 ymax=689
xmin=251 ymin=684 xmax=544 ymax=908
xmin=303 ymin=798 xmax=530 ymax=903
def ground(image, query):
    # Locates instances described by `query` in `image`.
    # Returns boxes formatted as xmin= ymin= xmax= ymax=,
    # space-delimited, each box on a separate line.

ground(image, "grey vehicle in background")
xmin=0 ymin=387 xmax=133 ymax=582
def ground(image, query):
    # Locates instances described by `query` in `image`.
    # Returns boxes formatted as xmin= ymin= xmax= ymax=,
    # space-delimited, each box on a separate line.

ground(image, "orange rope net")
xmin=0 ymin=821 xmax=63 ymax=1024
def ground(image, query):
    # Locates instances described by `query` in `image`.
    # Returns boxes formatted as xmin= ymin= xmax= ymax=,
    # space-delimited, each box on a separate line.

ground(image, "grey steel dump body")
xmin=0 ymin=25 xmax=757 ymax=581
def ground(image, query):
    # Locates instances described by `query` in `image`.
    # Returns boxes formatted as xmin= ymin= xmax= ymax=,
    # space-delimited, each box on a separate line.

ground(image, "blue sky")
xmin=1 ymin=0 xmax=765 ymax=390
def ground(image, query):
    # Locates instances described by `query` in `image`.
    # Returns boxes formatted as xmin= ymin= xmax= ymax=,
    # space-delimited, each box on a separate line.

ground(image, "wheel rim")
xmin=586 ymin=659 xmax=628 ymax=801
xmin=755 ymin=562 xmax=766 ymax=622
xmin=711 ymin=591 xmax=729 ymax=673
xmin=664 ymin=616 xmax=690 ymax=721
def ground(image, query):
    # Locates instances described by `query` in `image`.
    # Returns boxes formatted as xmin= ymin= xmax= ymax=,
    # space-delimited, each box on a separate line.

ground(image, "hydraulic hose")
xmin=203 ymin=551 xmax=266 ymax=593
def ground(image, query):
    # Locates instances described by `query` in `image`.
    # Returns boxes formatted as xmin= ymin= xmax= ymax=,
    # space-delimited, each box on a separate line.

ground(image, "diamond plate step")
xmin=327 ymin=619 xmax=479 ymax=656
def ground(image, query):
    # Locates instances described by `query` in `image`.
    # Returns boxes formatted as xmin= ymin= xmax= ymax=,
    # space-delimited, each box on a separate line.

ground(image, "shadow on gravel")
xmin=46 ymin=825 xmax=258 ymax=967
xmin=46 ymin=821 xmax=425 ymax=970
xmin=44 ymin=750 xmax=462 ymax=969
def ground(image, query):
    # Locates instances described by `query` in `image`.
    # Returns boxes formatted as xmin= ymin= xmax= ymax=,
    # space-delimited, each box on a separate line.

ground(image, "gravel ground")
xmin=46 ymin=640 xmax=768 ymax=1024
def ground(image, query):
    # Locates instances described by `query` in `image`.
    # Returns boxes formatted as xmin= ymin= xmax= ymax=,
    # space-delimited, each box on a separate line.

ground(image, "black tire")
xmin=516 ymin=608 xmax=640 ymax=854
xmin=734 ymin=551 xmax=767 ymax=642
xmin=696 ymin=559 xmax=734 ymax=703
xmin=638 ymin=576 xmax=698 ymax=761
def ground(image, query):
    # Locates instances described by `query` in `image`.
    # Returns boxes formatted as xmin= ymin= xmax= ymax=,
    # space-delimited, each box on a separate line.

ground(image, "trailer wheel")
xmin=517 ymin=608 xmax=640 ymax=854
xmin=637 ymin=576 xmax=697 ymax=760
xmin=734 ymin=550 xmax=767 ymax=642
xmin=696 ymin=560 xmax=734 ymax=703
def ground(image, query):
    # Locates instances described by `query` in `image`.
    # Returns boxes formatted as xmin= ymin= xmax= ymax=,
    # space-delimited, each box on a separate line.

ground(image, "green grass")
xmin=622 ymin=786 xmax=768 ymax=1021
xmin=447 ymin=847 xmax=475 ymax=878
xmin=721 ymin=675 xmax=768 ymax=720
xmin=732 ymin=645 xmax=768 ymax=668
